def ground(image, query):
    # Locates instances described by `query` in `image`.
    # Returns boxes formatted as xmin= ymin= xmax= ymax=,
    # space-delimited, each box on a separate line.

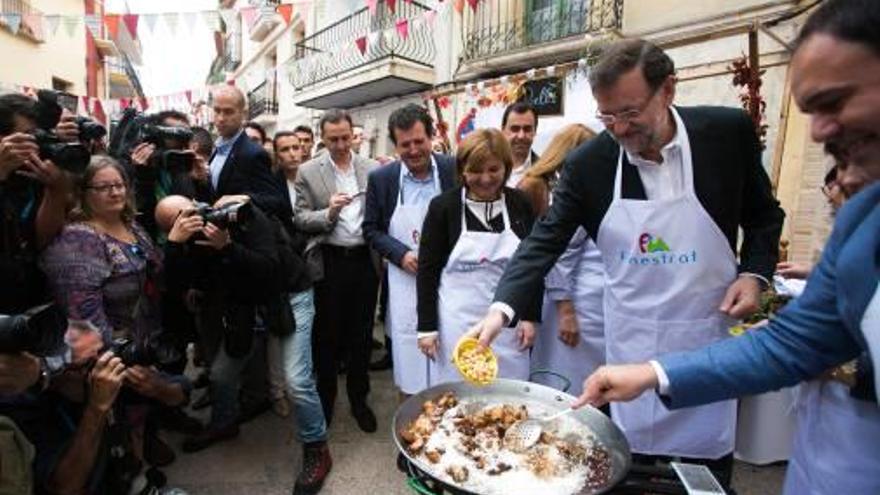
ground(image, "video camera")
xmin=192 ymin=200 xmax=252 ymax=229
xmin=109 ymin=108 xmax=195 ymax=175
xmin=110 ymin=335 xmax=181 ymax=368
xmin=0 ymin=303 xmax=68 ymax=356
xmin=33 ymin=90 xmax=105 ymax=175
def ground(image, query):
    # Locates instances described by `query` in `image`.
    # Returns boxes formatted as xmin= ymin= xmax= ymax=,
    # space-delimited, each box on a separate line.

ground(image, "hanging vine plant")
xmin=729 ymin=54 xmax=769 ymax=149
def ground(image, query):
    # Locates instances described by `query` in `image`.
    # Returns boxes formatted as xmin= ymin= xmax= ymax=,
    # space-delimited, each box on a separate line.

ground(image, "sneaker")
xmin=294 ymin=442 xmax=332 ymax=495
xmin=273 ymin=397 xmax=291 ymax=418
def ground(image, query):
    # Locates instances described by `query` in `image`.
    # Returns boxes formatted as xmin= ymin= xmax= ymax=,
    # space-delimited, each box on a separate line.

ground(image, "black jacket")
xmin=210 ymin=131 xmax=287 ymax=218
xmin=417 ymin=186 xmax=538 ymax=333
xmin=494 ymin=105 xmax=786 ymax=316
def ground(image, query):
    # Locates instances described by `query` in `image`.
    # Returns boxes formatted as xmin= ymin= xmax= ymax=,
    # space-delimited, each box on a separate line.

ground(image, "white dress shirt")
xmin=286 ymin=178 xmax=297 ymax=211
xmin=325 ymin=152 xmax=365 ymax=247
xmin=506 ymin=152 xmax=533 ymax=188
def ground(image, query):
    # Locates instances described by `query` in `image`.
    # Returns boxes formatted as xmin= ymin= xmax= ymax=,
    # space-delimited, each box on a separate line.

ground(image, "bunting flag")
xmin=62 ymin=17 xmax=78 ymax=37
xmin=163 ymin=12 xmax=179 ymax=35
xmin=277 ymin=3 xmax=294 ymax=24
xmin=240 ymin=7 xmax=257 ymax=29
xmin=185 ymin=90 xmax=193 ymax=104
xmin=453 ymin=0 xmax=465 ymax=14
xmin=183 ymin=12 xmax=199 ymax=34
xmin=104 ymin=14 xmax=120 ymax=39
xmin=387 ymin=0 xmax=397 ymax=13
xmin=368 ymin=30 xmax=380 ymax=50
xmin=424 ymin=9 xmax=437 ymax=26
xmin=201 ymin=10 xmax=219 ymax=31
xmin=355 ymin=36 xmax=367 ymax=55
xmin=142 ymin=11 xmax=159 ymax=34
xmin=3 ymin=14 xmax=22 ymax=35
xmin=84 ymin=14 xmax=101 ymax=38
xmin=366 ymin=0 xmax=379 ymax=14
xmin=45 ymin=15 xmax=61 ymax=36
xmin=466 ymin=0 xmax=479 ymax=13
xmin=122 ymin=14 xmax=138 ymax=38
xmin=395 ymin=18 xmax=408 ymax=40
xmin=23 ymin=13 xmax=43 ymax=39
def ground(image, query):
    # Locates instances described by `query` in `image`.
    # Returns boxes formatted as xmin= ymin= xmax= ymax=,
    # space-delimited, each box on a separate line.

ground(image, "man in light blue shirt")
xmin=210 ymin=128 xmax=243 ymax=190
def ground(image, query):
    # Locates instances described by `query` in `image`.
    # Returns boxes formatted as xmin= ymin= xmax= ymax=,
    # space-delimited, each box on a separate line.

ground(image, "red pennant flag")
xmin=104 ymin=14 xmax=120 ymax=39
xmin=185 ymin=90 xmax=193 ymax=104
xmin=387 ymin=0 xmax=396 ymax=13
xmin=120 ymin=98 xmax=130 ymax=110
xmin=277 ymin=4 xmax=293 ymax=24
xmin=453 ymin=0 xmax=465 ymax=14
xmin=395 ymin=18 xmax=409 ymax=40
xmin=81 ymin=96 xmax=90 ymax=114
xmin=122 ymin=14 xmax=139 ymax=39
xmin=138 ymin=97 xmax=148 ymax=111
xmin=93 ymin=99 xmax=106 ymax=125
xmin=355 ymin=36 xmax=367 ymax=55
xmin=366 ymin=0 xmax=378 ymax=14
xmin=466 ymin=0 xmax=479 ymax=12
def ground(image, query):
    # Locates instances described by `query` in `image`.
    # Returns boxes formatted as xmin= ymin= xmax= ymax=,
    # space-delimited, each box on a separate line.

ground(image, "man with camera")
xmin=154 ymin=193 xmax=283 ymax=452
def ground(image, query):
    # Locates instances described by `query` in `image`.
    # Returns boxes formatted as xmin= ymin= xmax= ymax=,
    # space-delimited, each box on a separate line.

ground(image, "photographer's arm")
xmin=0 ymin=352 xmax=40 ymax=394
xmin=29 ymin=158 xmax=70 ymax=249
xmin=125 ymin=365 xmax=188 ymax=407
xmin=45 ymin=352 xmax=123 ymax=495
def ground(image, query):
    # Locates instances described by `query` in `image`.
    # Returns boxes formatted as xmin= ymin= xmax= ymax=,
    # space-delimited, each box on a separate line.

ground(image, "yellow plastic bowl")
xmin=452 ymin=337 xmax=498 ymax=386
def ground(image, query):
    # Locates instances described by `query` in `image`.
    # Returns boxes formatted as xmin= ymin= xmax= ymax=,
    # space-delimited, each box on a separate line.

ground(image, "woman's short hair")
xmin=69 ymin=155 xmax=137 ymax=225
xmin=455 ymin=129 xmax=514 ymax=184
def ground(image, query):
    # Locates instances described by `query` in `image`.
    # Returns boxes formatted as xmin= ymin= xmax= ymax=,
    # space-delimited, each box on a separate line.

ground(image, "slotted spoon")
xmin=504 ymin=407 xmax=577 ymax=452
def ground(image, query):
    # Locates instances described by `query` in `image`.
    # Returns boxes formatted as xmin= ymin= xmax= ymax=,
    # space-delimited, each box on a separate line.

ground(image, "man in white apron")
xmin=363 ymin=105 xmax=456 ymax=396
xmin=469 ymin=39 xmax=785 ymax=484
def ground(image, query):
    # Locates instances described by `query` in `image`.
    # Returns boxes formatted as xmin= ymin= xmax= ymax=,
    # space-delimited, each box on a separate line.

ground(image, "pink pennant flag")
xmin=395 ymin=18 xmax=409 ymax=40
xmin=120 ymin=98 xmax=130 ymax=110
xmin=366 ymin=0 xmax=378 ymax=14
xmin=240 ymin=7 xmax=257 ymax=28
xmin=424 ymin=9 xmax=437 ymax=26
xmin=22 ymin=13 xmax=43 ymax=40
xmin=93 ymin=99 xmax=106 ymax=124
xmin=453 ymin=0 xmax=465 ymax=14
xmin=80 ymin=96 xmax=90 ymax=115
xmin=122 ymin=14 xmax=138 ymax=39
xmin=386 ymin=0 xmax=396 ymax=13
xmin=138 ymin=97 xmax=149 ymax=111
xmin=185 ymin=90 xmax=193 ymax=104
xmin=355 ymin=36 xmax=367 ymax=55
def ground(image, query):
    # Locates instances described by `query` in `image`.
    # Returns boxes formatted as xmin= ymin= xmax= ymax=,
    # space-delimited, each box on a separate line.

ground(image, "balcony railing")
xmin=106 ymin=53 xmax=145 ymax=97
xmin=0 ymin=0 xmax=45 ymax=42
xmin=247 ymin=79 xmax=278 ymax=119
xmin=224 ymin=32 xmax=241 ymax=71
xmin=463 ymin=0 xmax=621 ymax=62
xmin=289 ymin=1 xmax=434 ymax=89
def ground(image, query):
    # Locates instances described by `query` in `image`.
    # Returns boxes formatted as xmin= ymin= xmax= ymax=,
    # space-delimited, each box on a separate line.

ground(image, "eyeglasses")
xmin=595 ymin=87 xmax=661 ymax=126
xmin=87 ymin=182 xmax=127 ymax=194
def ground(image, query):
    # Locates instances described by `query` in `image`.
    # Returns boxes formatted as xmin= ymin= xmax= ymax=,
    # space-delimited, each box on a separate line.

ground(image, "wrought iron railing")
xmin=247 ymin=79 xmax=278 ymax=119
xmin=287 ymin=1 xmax=434 ymax=89
xmin=0 ymin=0 xmax=45 ymax=42
xmin=462 ymin=0 xmax=621 ymax=62
xmin=106 ymin=53 xmax=144 ymax=97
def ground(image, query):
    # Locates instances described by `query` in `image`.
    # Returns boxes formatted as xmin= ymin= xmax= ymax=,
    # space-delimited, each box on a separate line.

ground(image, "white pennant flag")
xmin=367 ymin=31 xmax=381 ymax=52
xmin=201 ymin=11 xmax=219 ymax=31
xmin=384 ymin=28 xmax=395 ymax=44
xmin=45 ymin=15 xmax=61 ymax=36
xmin=163 ymin=12 xmax=179 ymax=35
xmin=219 ymin=9 xmax=236 ymax=28
xmin=142 ymin=13 xmax=159 ymax=35
xmin=183 ymin=12 xmax=199 ymax=33
xmin=83 ymin=14 xmax=101 ymax=38
xmin=62 ymin=16 xmax=78 ymax=37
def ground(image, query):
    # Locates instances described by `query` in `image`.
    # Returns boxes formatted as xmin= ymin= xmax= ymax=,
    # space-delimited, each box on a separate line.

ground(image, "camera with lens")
xmin=111 ymin=335 xmax=181 ymax=368
xmin=0 ymin=303 xmax=68 ymax=356
xmin=32 ymin=90 xmax=105 ymax=175
xmin=109 ymin=108 xmax=194 ymax=175
xmin=193 ymin=200 xmax=253 ymax=229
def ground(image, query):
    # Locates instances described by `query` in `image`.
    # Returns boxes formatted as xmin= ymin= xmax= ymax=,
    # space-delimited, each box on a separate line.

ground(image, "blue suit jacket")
xmin=363 ymin=154 xmax=456 ymax=267
xmin=658 ymin=181 xmax=880 ymax=408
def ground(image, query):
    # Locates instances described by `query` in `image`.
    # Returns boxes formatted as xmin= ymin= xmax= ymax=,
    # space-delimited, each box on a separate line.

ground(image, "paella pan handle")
xmin=406 ymin=476 xmax=438 ymax=495
xmin=529 ymin=369 xmax=572 ymax=393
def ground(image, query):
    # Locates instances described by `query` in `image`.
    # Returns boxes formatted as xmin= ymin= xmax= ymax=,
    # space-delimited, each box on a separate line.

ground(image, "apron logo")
xmin=448 ymin=256 xmax=506 ymax=273
xmin=639 ymin=233 xmax=670 ymax=253
xmin=620 ymin=233 xmax=696 ymax=266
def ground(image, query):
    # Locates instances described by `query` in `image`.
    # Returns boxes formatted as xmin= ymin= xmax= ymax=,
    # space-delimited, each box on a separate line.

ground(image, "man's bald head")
xmin=155 ymin=195 xmax=196 ymax=232
xmin=212 ymin=85 xmax=247 ymax=139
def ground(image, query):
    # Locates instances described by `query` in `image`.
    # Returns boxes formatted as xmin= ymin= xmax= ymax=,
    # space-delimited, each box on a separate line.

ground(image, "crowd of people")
xmin=0 ymin=0 xmax=877 ymax=494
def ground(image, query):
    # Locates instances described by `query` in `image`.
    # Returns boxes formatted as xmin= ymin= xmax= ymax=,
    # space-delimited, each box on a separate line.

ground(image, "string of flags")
xmin=0 ymin=1 xmax=312 ymax=41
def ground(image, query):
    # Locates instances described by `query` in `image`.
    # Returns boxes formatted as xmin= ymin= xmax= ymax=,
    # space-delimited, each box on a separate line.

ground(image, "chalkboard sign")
xmin=522 ymin=77 xmax=563 ymax=116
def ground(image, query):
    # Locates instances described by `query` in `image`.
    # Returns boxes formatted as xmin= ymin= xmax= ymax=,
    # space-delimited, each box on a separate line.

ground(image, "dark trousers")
xmin=313 ymin=244 xmax=379 ymax=422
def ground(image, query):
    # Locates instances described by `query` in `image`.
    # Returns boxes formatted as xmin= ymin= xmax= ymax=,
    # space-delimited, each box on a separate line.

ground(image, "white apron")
xmin=531 ymin=228 xmax=606 ymax=396
xmin=432 ymin=190 xmax=530 ymax=385
xmin=387 ymin=164 xmax=441 ymax=394
xmin=596 ymin=108 xmax=738 ymax=458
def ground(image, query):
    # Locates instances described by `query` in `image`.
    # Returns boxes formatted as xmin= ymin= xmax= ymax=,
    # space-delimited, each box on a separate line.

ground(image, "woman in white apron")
xmin=532 ymin=228 xmax=606 ymax=396
xmin=417 ymin=129 xmax=537 ymax=384
xmin=596 ymin=108 xmax=738 ymax=459
xmin=386 ymin=163 xmax=440 ymax=396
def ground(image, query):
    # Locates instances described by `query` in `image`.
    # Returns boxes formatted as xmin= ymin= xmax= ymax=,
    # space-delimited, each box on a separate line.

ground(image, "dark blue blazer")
xmin=363 ymin=153 xmax=456 ymax=267
xmin=210 ymin=131 xmax=286 ymax=217
xmin=658 ymin=181 xmax=880 ymax=408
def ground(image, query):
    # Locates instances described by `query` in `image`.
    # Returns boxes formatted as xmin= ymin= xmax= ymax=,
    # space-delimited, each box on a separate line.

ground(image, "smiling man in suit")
xmin=209 ymin=85 xmax=285 ymax=217
xmin=294 ymin=109 xmax=380 ymax=432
